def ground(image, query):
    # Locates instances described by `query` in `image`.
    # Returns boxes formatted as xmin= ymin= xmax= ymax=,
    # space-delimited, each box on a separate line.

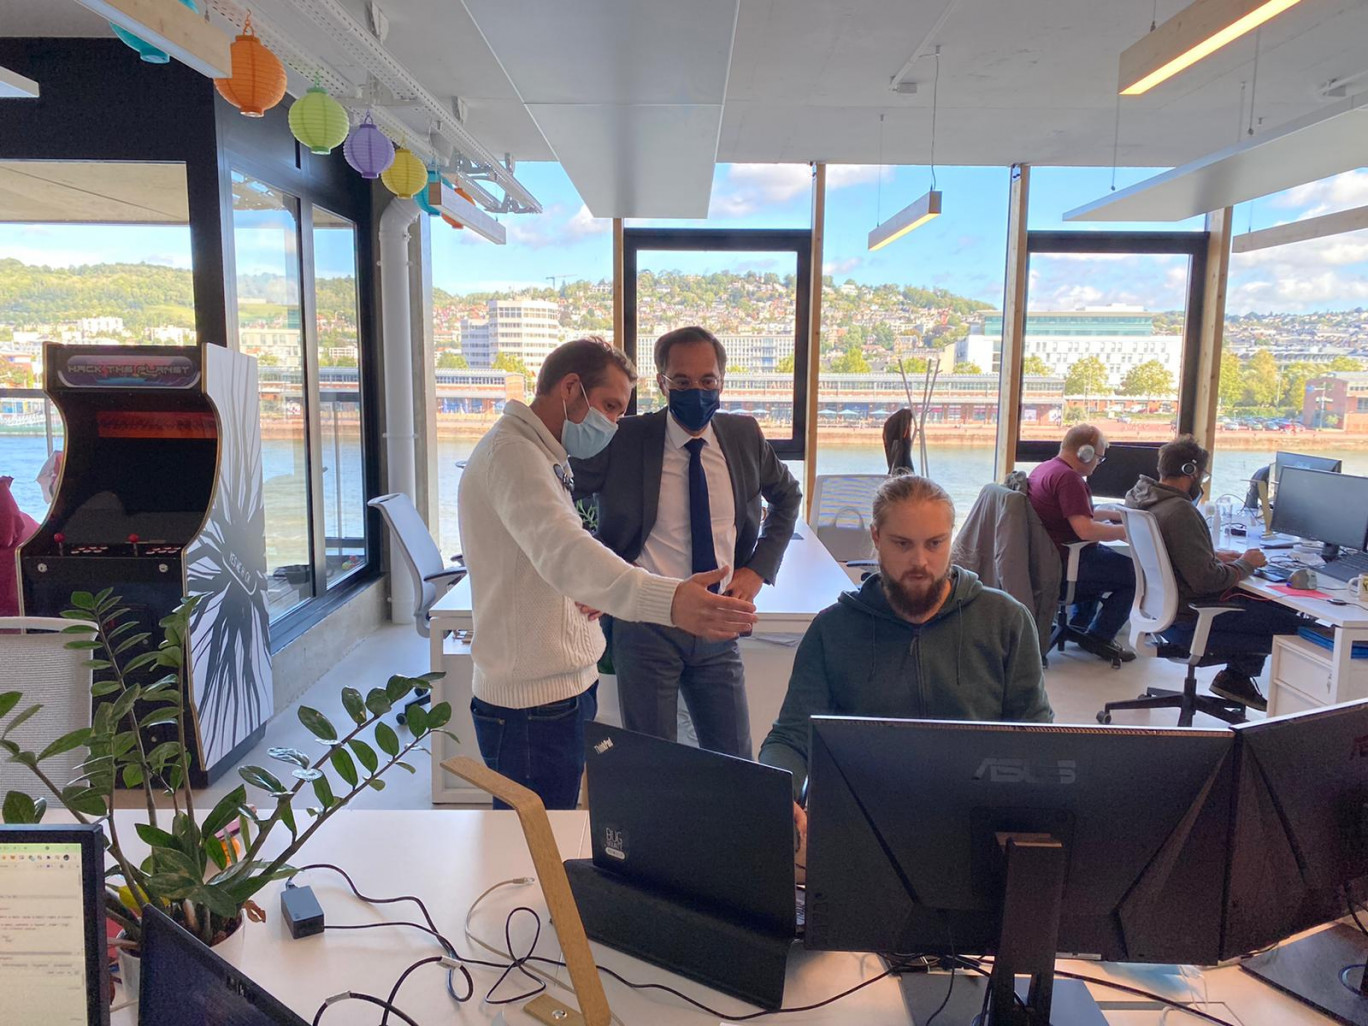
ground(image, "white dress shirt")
xmin=637 ymin=414 xmax=737 ymax=592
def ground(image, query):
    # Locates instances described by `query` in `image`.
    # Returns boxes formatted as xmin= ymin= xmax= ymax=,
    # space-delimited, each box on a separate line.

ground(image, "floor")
xmin=158 ymin=619 xmax=1263 ymax=815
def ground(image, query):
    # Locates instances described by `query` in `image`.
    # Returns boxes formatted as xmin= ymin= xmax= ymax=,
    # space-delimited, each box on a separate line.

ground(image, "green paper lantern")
xmin=288 ymin=86 xmax=350 ymax=156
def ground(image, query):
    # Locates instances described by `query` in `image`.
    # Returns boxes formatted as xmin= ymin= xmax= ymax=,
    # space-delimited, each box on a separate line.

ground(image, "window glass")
xmin=313 ymin=207 xmax=366 ymax=588
xmin=232 ymin=171 xmax=311 ymax=619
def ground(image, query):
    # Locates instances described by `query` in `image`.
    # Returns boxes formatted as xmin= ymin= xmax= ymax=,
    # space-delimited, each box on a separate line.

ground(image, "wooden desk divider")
xmin=441 ymin=756 xmax=612 ymax=1026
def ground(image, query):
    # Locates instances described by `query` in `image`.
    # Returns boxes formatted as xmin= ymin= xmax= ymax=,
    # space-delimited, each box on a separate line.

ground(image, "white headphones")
xmin=1180 ymin=459 xmax=1200 ymax=478
xmin=1077 ymin=444 xmax=1097 ymax=464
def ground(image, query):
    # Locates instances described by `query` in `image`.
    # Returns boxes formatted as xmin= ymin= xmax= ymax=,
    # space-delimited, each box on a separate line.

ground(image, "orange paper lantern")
xmin=441 ymin=213 xmax=463 ymax=231
xmin=214 ymin=15 xmax=287 ymax=118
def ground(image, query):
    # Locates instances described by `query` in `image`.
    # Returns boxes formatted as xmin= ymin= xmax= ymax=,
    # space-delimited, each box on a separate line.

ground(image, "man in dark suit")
xmin=572 ymin=326 xmax=802 ymax=757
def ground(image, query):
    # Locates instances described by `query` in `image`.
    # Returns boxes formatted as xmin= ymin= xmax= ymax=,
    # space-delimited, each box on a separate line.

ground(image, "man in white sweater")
xmin=458 ymin=337 xmax=757 ymax=809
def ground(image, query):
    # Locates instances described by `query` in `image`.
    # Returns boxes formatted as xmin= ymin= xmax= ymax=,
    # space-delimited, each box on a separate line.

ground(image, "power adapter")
xmin=281 ymin=883 xmax=325 ymax=939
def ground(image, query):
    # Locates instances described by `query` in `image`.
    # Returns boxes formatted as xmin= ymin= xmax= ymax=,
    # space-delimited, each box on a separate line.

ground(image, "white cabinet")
xmin=1269 ymin=634 xmax=1368 ymax=716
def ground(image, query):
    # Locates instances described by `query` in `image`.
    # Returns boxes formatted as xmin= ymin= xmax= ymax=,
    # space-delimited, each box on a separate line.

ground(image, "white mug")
xmin=1352 ymin=575 xmax=1368 ymax=603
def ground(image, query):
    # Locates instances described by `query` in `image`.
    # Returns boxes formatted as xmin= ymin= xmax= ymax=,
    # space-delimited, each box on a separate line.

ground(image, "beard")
xmin=880 ymin=561 xmax=952 ymax=620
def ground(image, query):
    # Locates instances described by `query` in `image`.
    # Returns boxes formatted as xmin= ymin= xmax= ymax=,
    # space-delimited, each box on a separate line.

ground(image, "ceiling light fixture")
xmin=1119 ymin=0 xmax=1302 ymax=96
xmin=870 ymin=47 xmax=942 ymax=251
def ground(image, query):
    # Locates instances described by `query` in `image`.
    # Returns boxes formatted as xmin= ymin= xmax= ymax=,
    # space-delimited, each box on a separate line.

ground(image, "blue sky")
xmin=6 ymin=162 xmax=1368 ymax=315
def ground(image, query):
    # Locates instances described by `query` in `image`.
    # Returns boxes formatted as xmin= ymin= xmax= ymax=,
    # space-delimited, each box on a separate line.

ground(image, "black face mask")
xmin=1188 ymin=479 xmax=1204 ymax=503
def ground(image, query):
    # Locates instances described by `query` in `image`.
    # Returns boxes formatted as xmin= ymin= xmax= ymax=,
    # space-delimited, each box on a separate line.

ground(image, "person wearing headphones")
xmin=1026 ymin=423 xmax=1137 ymax=663
xmin=1124 ymin=435 xmax=1304 ymax=712
xmin=759 ymin=474 xmax=1054 ymax=855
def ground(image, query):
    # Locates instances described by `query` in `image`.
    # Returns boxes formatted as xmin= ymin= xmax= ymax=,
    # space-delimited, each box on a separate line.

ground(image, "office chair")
xmin=1048 ymin=541 xmax=1109 ymax=668
xmin=0 ymin=617 xmax=97 ymax=799
xmin=368 ymin=493 xmax=466 ymax=724
xmin=809 ymin=474 xmax=883 ymax=582
xmin=1097 ymin=507 xmax=1248 ymax=728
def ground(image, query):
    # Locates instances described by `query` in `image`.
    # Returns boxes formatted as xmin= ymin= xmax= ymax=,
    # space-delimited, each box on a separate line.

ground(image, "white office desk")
xmin=106 ymin=808 xmax=1341 ymax=1025
xmin=427 ymin=525 xmax=853 ymax=802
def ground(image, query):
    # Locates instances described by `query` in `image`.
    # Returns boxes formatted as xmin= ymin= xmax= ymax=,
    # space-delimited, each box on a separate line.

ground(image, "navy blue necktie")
xmin=685 ymin=437 xmax=719 ymax=591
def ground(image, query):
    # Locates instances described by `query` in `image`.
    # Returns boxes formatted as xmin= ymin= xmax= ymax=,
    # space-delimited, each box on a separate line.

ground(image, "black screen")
xmin=1086 ymin=443 xmax=1162 ymax=501
xmin=1274 ymin=450 xmax=1342 ymax=491
xmin=1271 ymin=467 xmax=1368 ymax=549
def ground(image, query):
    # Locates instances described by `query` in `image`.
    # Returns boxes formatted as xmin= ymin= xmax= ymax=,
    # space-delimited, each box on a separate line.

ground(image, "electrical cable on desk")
xmin=464 ymin=877 xmax=898 ymax=1021
xmin=311 ymin=990 xmax=421 ymax=1026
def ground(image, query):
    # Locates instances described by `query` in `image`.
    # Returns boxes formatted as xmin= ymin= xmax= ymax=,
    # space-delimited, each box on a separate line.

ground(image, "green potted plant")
xmin=0 ymin=588 xmax=453 ymax=983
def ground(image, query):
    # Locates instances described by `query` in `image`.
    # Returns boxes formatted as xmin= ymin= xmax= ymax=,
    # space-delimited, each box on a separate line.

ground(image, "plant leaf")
xmin=114 ymin=633 xmax=152 ymax=655
xmin=297 ymin=706 xmax=337 ymax=743
xmin=139 ymin=708 xmax=181 ymax=729
xmin=135 ymin=823 xmax=179 ymax=850
xmin=427 ymin=702 xmax=452 ymax=730
xmin=202 ymin=786 xmax=247 ymax=839
xmin=311 ymin=775 xmax=335 ymax=810
xmin=0 ymin=692 xmax=19 ymax=719
xmin=347 ymin=739 xmax=378 ymax=775
xmin=121 ymin=765 xmax=144 ymax=788
xmin=2 ymin=791 xmax=41 ymax=824
xmin=291 ymin=767 xmax=322 ymax=781
xmin=405 ymin=704 xmax=430 ymax=737
xmin=364 ymin=688 xmax=393 ymax=716
xmin=367 ymin=778 xmax=385 ymax=791
xmin=194 ymin=883 xmax=239 ymax=919
xmin=396 ymin=761 xmax=416 ymax=774
xmin=70 ymin=591 xmax=94 ymax=610
xmin=373 ymin=721 xmax=399 ymax=758
xmin=386 ymin=675 xmax=415 ymax=703
xmin=340 ymin=687 xmax=367 ymax=726
xmin=37 ymin=728 xmax=91 ymax=763
xmin=238 ymin=765 xmax=286 ymax=795
xmin=1 ymin=704 xmax=42 ymax=738
xmin=108 ymin=686 xmax=142 ymax=723
xmin=91 ymin=680 xmax=120 ymax=698
xmin=203 ymin=835 xmax=229 ymax=871
xmin=329 ymin=747 xmax=358 ymax=788
xmin=278 ymin=798 xmax=297 ymax=840
xmin=60 ymin=786 xmax=107 ymax=817
xmin=267 ymin=747 xmax=311 ymax=770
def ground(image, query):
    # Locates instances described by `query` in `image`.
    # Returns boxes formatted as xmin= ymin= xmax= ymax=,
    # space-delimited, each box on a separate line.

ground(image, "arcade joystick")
xmin=54 ymin=532 xmax=65 ymax=556
xmin=128 ymin=534 xmax=140 ymax=557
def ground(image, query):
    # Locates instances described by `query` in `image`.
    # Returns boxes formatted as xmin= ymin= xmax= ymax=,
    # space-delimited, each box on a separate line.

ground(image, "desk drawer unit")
xmin=1269 ymin=633 xmax=1368 ymax=715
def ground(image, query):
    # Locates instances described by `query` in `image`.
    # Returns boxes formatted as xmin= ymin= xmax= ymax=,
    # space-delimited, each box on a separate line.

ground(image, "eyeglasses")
xmin=1094 ymin=454 xmax=1108 ymax=466
xmin=663 ymin=374 xmax=722 ymax=391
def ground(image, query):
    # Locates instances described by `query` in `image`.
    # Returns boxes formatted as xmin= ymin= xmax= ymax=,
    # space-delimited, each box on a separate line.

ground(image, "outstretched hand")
xmin=670 ymin=567 xmax=757 ymax=641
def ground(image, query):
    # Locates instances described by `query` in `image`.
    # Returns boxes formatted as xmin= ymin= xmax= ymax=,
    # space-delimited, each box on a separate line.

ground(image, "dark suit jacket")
xmin=571 ymin=410 xmax=802 ymax=584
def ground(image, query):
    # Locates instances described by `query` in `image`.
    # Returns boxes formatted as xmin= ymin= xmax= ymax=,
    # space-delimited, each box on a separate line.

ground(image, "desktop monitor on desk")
xmin=1269 ymin=467 xmax=1368 ymax=555
xmin=803 ymin=718 xmax=1236 ymax=1026
xmin=1084 ymin=443 xmax=1161 ymax=501
xmin=1273 ymin=451 xmax=1342 ymax=495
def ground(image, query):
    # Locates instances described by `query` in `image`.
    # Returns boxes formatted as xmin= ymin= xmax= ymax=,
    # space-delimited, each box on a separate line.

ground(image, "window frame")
xmin=622 ymin=227 xmax=812 ymax=459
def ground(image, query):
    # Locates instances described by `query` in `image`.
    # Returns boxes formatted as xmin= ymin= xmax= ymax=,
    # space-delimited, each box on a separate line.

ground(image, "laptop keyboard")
xmin=1319 ymin=551 xmax=1368 ymax=582
xmin=1255 ymin=565 xmax=1291 ymax=583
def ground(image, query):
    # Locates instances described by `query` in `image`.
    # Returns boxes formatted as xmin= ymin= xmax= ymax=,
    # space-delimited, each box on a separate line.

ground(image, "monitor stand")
xmin=1243 ymin=923 xmax=1368 ymax=1026
xmin=899 ymin=834 xmax=1107 ymax=1026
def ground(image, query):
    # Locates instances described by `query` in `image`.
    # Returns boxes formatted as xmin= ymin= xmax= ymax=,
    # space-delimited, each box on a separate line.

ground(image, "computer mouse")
xmin=1228 ymin=524 xmax=1246 ymax=536
xmin=1328 ymin=597 xmax=1348 ymax=606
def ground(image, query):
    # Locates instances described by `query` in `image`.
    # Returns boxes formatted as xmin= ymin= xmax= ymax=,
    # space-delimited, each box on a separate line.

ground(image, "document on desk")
xmin=0 ymin=841 xmax=90 ymax=1026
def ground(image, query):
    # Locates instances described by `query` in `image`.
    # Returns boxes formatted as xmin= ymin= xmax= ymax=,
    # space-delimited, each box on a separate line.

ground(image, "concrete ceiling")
xmin=9 ymin=0 xmax=1368 ymax=216
xmin=0 ymin=161 xmax=188 ymax=223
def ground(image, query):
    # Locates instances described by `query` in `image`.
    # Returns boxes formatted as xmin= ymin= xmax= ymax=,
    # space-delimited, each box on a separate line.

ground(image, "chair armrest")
xmin=1187 ymin=602 xmax=1244 ymax=660
xmin=846 ymin=560 xmax=878 ymax=568
xmin=449 ymin=553 xmax=463 ymax=564
xmin=423 ymin=568 xmax=466 ymax=585
xmin=1060 ymin=541 xmax=1091 ymax=605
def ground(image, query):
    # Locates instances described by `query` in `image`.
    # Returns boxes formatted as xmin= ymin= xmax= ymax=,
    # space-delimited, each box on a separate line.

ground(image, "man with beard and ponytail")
xmin=759 ymin=474 xmax=1053 ymax=849
xmin=572 ymin=326 xmax=801 ymax=757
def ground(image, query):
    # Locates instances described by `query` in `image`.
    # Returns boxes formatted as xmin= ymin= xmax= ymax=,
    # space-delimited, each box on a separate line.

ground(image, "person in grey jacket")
xmin=760 ymin=474 xmax=1054 ymax=853
xmin=1124 ymin=435 xmax=1304 ymax=712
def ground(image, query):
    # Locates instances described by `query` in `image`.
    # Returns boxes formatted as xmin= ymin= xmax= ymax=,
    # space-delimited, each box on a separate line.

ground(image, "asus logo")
xmin=973 ymin=757 xmax=1077 ymax=785
xmin=593 ymin=738 xmax=613 ymax=755
xmin=1352 ymin=734 xmax=1368 ymax=760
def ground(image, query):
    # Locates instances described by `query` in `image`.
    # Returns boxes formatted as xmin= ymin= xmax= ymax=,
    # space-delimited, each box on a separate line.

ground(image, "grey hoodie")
xmin=758 ymin=567 xmax=1054 ymax=800
xmin=1124 ymin=475 xmax=1256 ymax=617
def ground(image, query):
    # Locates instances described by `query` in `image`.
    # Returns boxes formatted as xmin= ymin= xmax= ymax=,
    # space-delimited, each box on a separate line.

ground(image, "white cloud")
xmin=824 ymin=256 xmax=863 ymax=276
xmin=564 ymin=204 xmax=610 ymax=240
xmin=1270 ymin=169 xmax=1368 ymax=217
xmin=711 ymin=163 xmax=884 ymax=218
xmin=1226 ymin=225 xmax=1368 ymax=312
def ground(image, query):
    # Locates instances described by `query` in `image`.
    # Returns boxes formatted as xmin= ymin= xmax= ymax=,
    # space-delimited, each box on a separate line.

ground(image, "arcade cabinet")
xmin=20 ymin=344 xmax=273 ymax=785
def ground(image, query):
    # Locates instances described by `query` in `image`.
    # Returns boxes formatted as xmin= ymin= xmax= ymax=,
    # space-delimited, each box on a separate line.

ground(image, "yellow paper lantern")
xmin=381 ymin=147 xmax=427 ymax=198
xmin=214 ymin=15 xmax=287 ymax=118
xmin=289 ymin=85 xmax=350 ymax=155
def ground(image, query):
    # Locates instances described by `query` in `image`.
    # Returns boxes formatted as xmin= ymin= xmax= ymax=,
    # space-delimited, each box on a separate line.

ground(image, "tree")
xmin=871 ymin=323 xmax=896 ymax=349
xmin=1241 ymin=348 xmax=1279 ymax=407
xmin=776 ymin=354 xmax=796 ymax=374
xmin=1021 ymin=354 xmax=1052 ymax=376
xmin=1218 ymin=351 xmax=1245 ymax=411
xmin=954 ymin=361 xmax=983 ymax=374
xmin=829 ymin=343 xmax=870 ymax=374
xmin=1329 ymin=355 xmax=1364 ymax=372
xmin=492 ymin=351 xmax=530 ymax=377
xmin=1119 ymin=359 xmax=1174 ymax=397
xmin=437 ymin=351 xmax=469 ymax=370
xmin=1278 ymin=360 xmax=1325 ymax=411
xmin=1064 ymin=355 xmax=1110 ymax=397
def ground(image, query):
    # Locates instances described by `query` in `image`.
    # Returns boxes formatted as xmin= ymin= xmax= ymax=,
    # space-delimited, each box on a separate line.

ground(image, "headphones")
xmin=1180 ymin=459 xmax=1201 ymax=478
xmin=1077 ymin=444 xmax=1097 ymax=464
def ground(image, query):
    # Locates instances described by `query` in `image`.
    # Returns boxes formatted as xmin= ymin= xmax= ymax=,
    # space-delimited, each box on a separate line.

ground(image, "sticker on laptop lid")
xmin=602 ymin=825 xmax=627 ymax=861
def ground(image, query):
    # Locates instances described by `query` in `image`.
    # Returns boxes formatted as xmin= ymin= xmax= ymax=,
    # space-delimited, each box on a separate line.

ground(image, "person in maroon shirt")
xmin=1027 ymin=424 xmax=1136 ymax=662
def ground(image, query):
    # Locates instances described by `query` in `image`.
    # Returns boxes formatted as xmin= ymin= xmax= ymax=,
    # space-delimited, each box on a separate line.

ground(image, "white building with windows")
xmin=716 ymin=334 xmax=795 ymax=373
xmin=460 ymin=299 xmax=561 ymax=375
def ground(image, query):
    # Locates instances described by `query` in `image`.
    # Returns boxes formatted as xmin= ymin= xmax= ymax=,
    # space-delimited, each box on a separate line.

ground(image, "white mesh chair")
xmin=0 ymin=617 xmax=97 ymax=801
xmin=1097 ymin=508 xmax=1247 ymax=727
xmin=368 ymin=493 xmax=466 ymax=638
xmin=809 ymin=475 xmax=883 ymax=580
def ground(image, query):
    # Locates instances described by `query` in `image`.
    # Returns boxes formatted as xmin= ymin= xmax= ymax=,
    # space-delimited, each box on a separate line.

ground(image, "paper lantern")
xmin=111 ymin=0 xmax=197 ymax=64
xmin=214 ymin=16 xmax=287 ymax=118
xmin=381 ymin=147 xmax=427 ymax=197
xmin=441 ymin=213 xmax=463 ymax=231
xmin=288 ymin=85 xmax=350 ymax=155
xmin=416 ymin=169 xmax=442 ymax=217
xmin=343 ymin=113 xmax=394 ymax=180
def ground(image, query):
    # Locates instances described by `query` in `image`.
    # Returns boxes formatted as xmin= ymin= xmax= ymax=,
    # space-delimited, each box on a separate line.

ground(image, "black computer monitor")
xmin=1270 ymin=467 xmax=1368 ymax=552
xmin=0 ymin=823 xmax=109 ymax=1026
xmin=1274 ymin=450 xmax=1342 ymax=492
xmin=804 ymin=717 xmax=1236 ymax=1026
xmin=1231 ymin=701 xmax=1368 ymax=1025
xmin=1085 ymin=442 xmax=1162 ymax=501
xmin=139 ymin=904 xmax=308 ymax=1025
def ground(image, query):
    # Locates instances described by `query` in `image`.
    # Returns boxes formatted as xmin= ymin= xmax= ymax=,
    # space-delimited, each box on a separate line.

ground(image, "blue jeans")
xmin=1160 ymin=596 xmax=1306 ymax=677
xmin=470 ymin=683 xmax=598 ymax=811
xmin=1066 ymin=544 xmax=1137 ymax=642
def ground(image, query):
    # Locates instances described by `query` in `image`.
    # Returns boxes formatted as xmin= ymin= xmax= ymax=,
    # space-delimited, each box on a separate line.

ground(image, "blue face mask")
xmin=562 ymin=383 xmax=617 ymax=459
xmin=667 ymin=387 xmax=721 ymax=433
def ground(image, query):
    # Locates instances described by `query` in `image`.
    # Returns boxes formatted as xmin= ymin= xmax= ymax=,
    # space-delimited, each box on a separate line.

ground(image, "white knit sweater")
xmin=457 ymin=402 xmax=681 ymax=709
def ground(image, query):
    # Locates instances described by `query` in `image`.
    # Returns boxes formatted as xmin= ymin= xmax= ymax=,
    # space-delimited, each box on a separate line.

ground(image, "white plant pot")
xmin=118 ymin=912 xmax=246 ymax=1005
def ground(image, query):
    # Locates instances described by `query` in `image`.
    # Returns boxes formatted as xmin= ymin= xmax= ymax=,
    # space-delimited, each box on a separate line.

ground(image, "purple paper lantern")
xmin=343 ymin=112 xmax=394 ymax=180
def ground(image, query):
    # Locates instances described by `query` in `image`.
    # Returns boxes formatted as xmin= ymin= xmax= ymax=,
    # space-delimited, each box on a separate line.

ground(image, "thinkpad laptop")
xmin=565 ymin=722 xmax=798 ymax=1008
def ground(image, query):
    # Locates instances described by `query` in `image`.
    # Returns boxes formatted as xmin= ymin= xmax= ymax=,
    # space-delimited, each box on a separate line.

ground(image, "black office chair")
xmin=1097 ymin=507 xmax=1247 ymax=727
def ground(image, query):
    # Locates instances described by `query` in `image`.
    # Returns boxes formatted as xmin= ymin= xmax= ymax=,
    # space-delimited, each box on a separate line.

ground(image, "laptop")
xmin=139 ymin=904 xmax=307 ymax=1025
xmin=567 ymin=723 xmax=798 ymax=1007
xmin=0 ymin=823 xmax=109 ymax=1026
